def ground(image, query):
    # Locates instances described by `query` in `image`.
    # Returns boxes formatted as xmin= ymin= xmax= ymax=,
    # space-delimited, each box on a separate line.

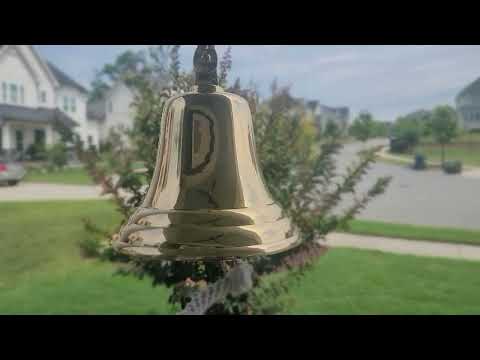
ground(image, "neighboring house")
xmin=0 ymin=45 xmax=100 ymax=157
xmin=306 ymin=101 xmax=350 ymax=134
xmin=456 ymin=77 xmax=480 ymax=131
xmin=87 ymin=81 xmax=137 ymax=144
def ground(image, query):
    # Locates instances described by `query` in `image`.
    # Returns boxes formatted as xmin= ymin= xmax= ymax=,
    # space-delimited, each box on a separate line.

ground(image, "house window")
xmin=108 ymin=101 xmax=113 ymax=113
xmin=20 ymin=85 xmax=25 ymax=105
xmin=1 ymin=82 xmax=6 ymax=102
xmin=15 ymin=130 xmax=24 ymax=152
xmin=63 ymin=96 xmax=69 ymax=112
xmin=70 ymin=97 xmax=76 ymax=113
xmin=88 ymin=136 xmax=93 ymax=147
xmin=10 ymin=84 xmax=18 ymax=104
xmin=40 ymin=91 xmax=47 ymax=104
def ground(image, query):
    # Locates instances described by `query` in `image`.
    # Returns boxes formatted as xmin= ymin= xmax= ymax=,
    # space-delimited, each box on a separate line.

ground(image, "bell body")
xmin=114 ymin=86 xmax=300 ymax=260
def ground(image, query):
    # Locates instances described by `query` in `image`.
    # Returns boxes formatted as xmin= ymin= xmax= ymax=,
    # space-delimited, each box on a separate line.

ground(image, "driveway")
xmin=336 ymin=140 xmax=480 ymax=230
xmin=0 ymin=182 xmax=106 ymax=202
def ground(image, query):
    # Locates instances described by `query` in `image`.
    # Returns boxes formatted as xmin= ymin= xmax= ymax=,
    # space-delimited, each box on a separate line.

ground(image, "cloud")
xmin=35 ymin=45 xmax=480 ymax=121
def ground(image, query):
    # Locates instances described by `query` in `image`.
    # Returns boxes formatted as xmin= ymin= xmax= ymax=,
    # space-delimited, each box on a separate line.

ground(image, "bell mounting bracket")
xmin=194 ymin=45 xmax=219 ymax=87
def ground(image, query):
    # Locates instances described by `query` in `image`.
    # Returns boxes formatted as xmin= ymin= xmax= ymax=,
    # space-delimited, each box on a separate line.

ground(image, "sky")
xmin=35 ymin=45 xmax=480 ymax=121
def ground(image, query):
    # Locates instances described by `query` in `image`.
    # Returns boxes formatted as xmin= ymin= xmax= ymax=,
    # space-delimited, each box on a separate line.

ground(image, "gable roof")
xmin=0 ymin=104 xmax=78 ymax=128
xmin=457 ymin=77 xmax=480 ymax=100
xmin=46 ymin=61 xmax=89 ymax=95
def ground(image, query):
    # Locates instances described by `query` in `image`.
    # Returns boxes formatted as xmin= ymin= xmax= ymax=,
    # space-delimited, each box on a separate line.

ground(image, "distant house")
xmin=456 ymin=77 xmax=480 ymax=131
xmin=306 ymin=100 xmax=350 ymax=134
xmin=0 ymin=45 xmax=102 ymax=156
xmin=87 ymin=81 xmax=137 ymax=144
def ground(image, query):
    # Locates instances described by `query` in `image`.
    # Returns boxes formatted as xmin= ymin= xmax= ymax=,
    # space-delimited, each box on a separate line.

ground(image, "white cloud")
xmin=36 ymin=45 xmax=480 ymax=121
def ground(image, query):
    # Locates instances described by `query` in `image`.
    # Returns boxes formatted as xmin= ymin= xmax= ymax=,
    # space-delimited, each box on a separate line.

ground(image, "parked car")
xmin=0 ymin=154 xmax=27 ymax=186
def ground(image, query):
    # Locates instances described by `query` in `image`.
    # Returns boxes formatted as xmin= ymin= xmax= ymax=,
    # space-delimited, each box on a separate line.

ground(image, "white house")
xmin=87 ymin=81 xmax=137 ymax=144
xmin=456 ymin=77 xmax=480 ymax=131
xmin=0 ymin=45 xmax=102 ymax=156
xmin=306 ymin=100 xmax=350 ymax=135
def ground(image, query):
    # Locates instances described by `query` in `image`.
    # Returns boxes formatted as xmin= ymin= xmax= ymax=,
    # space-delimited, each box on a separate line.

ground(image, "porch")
xmin=0 ymin=104 xmax=76 ymax=159
xmin=1 ymin=120 xmax=56 ymax=155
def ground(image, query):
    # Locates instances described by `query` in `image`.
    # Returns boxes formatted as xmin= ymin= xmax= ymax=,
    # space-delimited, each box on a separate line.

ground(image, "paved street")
xmin=1 ymin=139 xmax=479 ymax=231
xmin=336 ymin=140 xmax=480 ymax=230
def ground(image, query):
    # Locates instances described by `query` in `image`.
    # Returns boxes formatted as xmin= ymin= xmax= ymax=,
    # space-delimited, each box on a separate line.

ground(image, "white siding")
xmin=56 ymin=87 xmax=99 ymax=148
xmin=102 ymin=82 xmax=136 ymax=141
xmin=0 ymin=45 xmax=56 ymax=109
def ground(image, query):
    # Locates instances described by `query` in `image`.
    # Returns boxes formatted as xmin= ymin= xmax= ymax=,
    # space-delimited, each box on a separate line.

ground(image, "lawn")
xmin=414 ymin=143 xmax=480 ymax=167
xmin=24 ymin=167 xmax=93 ymax=185
xmin=384 ymin=134 xmax=480 ymax=168
xmin=0 ymin=200 xmax=172 ymax=315
xmin=343 ymin=219 xmax=480 ymax=246
xmin=287 ymin=248 xmax=480 ymax=315
xmin=2 ymin=200 xmax=480 ymax=315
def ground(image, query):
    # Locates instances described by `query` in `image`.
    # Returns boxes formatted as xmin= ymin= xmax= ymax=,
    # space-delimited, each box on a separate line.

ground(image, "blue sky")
xmin=35 ymin=45 xmax=480 ymax=121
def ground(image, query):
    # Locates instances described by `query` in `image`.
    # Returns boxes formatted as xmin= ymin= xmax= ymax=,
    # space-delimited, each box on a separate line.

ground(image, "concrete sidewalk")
xmin=0 ymin=182 xmax=107 ymax=201
xmin=323 ymin=233 xmax=480 ymax=262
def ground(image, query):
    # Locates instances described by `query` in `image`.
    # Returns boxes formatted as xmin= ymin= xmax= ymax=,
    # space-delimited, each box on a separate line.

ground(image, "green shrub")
xmin=413 ymin=153 xmax=427 ymax=170
xmin=443 ymin=160 xmax=462 ymax=174
xmin=46 ymin=143 xmax=68 ymax=170
xmin=26 ymin=143 xmax=47 ymax=161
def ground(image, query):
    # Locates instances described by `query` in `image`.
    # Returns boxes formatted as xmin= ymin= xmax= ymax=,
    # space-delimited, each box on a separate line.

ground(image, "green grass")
xmin=287 ymin=248 xmax=480 ymax=315
xmin=343 ymin=220 xmax=480 ymax=246
xmin=0 ymin=201 xmax=172 ymax=315
xmin=415 ymin=143 xmax=480 ymax=167
xmin=24 ymin=167 xmax=93 ymax=185
xmin=385 ymin=133 xmax=480 ymax=168
xmin=2 ymin=201 xmax=480 ymax=314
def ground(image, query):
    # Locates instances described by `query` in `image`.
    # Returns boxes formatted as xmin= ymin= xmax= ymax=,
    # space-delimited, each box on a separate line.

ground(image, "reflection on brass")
xmin=112 ymin=46 xmax=300 ymax=260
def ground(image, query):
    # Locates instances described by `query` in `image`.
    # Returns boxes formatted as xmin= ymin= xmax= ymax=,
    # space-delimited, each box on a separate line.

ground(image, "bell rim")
xmin=112 ymin=232 xmax=302 ymax=261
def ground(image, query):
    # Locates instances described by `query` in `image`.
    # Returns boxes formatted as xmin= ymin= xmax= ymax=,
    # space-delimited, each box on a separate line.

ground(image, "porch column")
xmin=46 ymin=124 xmax=55 ymax=147
xmin=1 ymin=121 xmax=12 ymax=151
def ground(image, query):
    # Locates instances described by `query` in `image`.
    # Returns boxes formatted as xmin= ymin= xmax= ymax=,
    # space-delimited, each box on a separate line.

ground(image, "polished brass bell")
xmin=113 ymin=46 xmax=300 ymax=260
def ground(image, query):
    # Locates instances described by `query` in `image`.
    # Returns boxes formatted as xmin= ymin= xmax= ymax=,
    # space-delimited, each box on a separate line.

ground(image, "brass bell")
xmin=113 ymin=46 xmax=300 ymax=260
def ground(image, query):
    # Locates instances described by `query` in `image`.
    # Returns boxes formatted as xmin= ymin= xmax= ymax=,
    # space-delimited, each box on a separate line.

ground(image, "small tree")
xmin=430 ymin=105 xmax=458 ymax=165
xmin=349 ymin=112 xmax=375 ymax=142
xmin=46 ymin=142 xmax=68 ymax=171
xmin=324 ymin=119 xmax=342 ymax=139
xmin=83 ymin=46 xmax=391 ymax=315
xmin=391 ymin=117 xmax=422 ymax=153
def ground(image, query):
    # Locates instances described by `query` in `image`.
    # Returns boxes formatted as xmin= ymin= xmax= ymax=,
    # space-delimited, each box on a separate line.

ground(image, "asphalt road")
xmin=335 ymin=140 xmax=480 ymax=230
xmin=2 ymin=139 xmax=479 ymax=230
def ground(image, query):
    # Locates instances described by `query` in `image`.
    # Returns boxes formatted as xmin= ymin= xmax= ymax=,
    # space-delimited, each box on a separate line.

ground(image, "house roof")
xmin=46 ymin=61 xmax=89 ymax=95
xmin=457 ymin=77 xmax=480 ymax=100
xmin=0 ymin=104 xmax=78 ymax=128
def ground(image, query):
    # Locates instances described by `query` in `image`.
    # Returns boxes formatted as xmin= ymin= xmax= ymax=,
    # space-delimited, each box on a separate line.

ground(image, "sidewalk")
xmin=0 ymin=182 xmax=106 ymax=202
xmin=323 ymin=233 xmax=480 ymax=262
